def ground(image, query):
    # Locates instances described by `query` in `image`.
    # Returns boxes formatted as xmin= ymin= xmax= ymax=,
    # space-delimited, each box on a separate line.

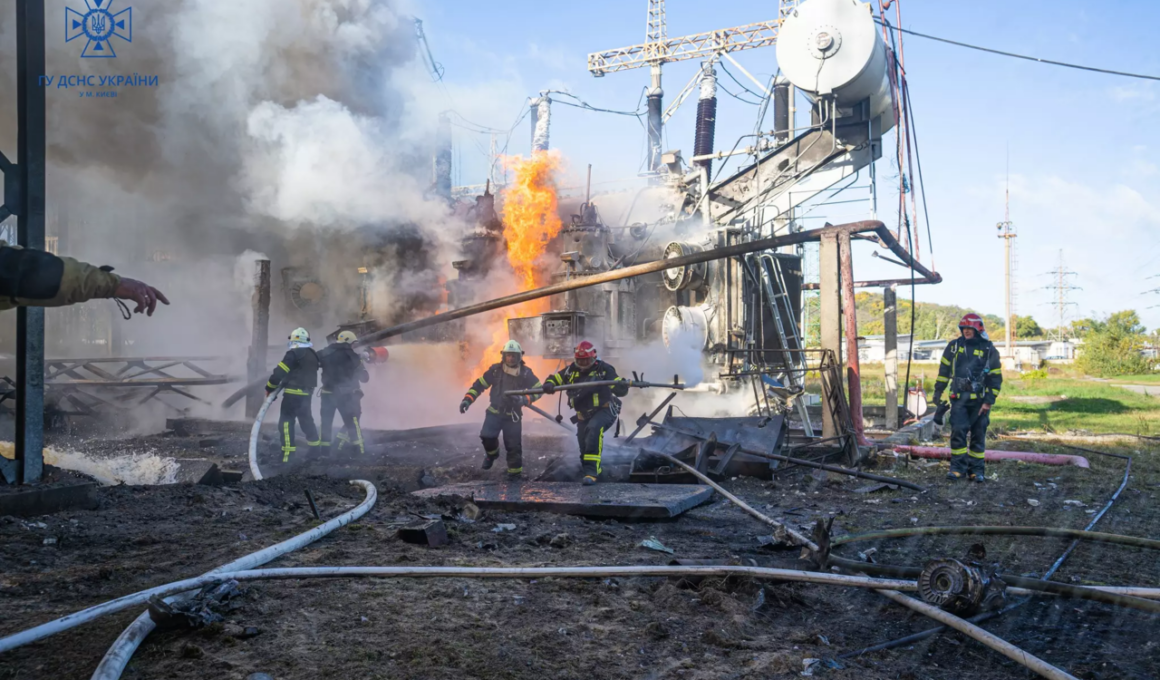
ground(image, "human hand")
xmin=114 ymin=278 xmax=170 ymax=316
xmin=459 ymin=399 xmax=471 ymax=414
xmin=542 ymin=383 xmax=556 ymax=395
xmin=979 ymin=403 xmax=991 ymax=415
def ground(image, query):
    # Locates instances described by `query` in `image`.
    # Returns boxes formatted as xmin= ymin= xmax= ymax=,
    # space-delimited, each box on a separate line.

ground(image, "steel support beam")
xmin=245 ymin=260 xmax=271 ymax=418
xmin=14 ymin=0 xmax=46 ymax=485
xmin=818 ymin=233 xmax=841 ymax=439
xmin=883 ymin=284 xmax=898 ymax=430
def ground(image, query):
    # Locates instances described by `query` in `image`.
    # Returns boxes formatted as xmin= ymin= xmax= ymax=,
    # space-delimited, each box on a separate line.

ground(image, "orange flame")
xmin=470 ymin=151 xmax=564 ymax=376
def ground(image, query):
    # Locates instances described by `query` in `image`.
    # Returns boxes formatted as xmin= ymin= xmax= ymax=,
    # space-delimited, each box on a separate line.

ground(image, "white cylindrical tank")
xmin=776 ymin=0 xmax=894 ymax=126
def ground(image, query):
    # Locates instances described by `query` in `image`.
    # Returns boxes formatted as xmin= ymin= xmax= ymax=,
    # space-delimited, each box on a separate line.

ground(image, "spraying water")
xmin=0 ymin=442 xmax=180 ymax=487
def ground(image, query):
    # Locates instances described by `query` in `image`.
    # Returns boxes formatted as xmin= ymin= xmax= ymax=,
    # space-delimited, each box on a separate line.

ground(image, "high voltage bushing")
xmin=693 ymin=65 xmax=717 ymax=175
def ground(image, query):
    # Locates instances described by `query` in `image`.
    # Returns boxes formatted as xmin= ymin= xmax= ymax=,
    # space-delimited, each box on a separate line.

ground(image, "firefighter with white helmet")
xmin=460 ymin=340 xmax=543 ymax=477
xmin=317 ymin=330 xmax=370 ymax=454
xmin=266 ymin=327 xmax=321 ymax=464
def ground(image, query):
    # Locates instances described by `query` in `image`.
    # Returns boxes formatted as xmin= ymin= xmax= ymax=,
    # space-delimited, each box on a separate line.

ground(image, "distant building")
xmin=857 ymin=335 xmax=1079 ymax=367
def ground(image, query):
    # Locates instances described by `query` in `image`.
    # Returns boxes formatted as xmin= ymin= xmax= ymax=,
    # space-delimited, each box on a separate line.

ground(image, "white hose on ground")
xmin=87 ymin=479 xmax=377 ymax=679
xmin=655 ymin=452 xmax=1082 ymax=680
xmin=0 ymin=565 xmax=919 ymax=654
xmin=248 ymin=388 xmax=281 ymax=481
xmin=876 ymin=589 xmax=1080 ymax=680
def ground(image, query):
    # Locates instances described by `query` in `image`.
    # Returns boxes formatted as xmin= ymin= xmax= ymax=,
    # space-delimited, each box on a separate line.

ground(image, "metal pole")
xmin=245 ymin=260 xmax=271 ymax=418
xmin=883 ymin=284 xmax=898 ymax=430
xmin=818 ymin=234 xmax=841 ymax=439
xmin=15 ymin=0 xmax=46 ymax=485
xmin=838 ymin=232 xmax=868 ymax=446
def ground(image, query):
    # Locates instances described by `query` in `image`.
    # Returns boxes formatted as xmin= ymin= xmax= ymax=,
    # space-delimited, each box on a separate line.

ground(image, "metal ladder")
xmin=753 ymin=253 xmax=815 ymax=437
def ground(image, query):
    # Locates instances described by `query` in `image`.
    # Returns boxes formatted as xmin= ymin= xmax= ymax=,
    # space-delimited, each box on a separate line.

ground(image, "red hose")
xmin=892 ymin=445 xmax=1090 ymax=468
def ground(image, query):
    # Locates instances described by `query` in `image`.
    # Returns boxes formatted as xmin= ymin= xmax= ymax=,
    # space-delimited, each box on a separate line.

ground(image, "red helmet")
xmin=574 ymin=341 xmax=597 ymax=369
xmin=959 ymin=313 xmax=985 ymax=334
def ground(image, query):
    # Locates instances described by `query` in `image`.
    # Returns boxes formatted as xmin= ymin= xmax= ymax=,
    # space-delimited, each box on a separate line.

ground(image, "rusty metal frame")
xmin=36 ymin=356 xmax=239 ymax=413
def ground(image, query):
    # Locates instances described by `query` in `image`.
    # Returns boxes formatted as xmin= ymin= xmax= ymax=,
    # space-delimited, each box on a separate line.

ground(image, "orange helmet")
xmin=959 ymin=313 xmax=985 ymax=334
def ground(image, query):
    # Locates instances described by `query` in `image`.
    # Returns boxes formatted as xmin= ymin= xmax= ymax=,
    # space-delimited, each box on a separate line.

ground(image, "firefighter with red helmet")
xmin=932 ymin=313 xmax=1003 ymax=482
xmin=541 ymin=341 xmax=629 ymax=485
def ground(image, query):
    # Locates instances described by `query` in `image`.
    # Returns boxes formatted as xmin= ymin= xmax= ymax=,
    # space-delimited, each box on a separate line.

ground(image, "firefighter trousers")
xmin=320 ymin=391 xmax=364 ymax=454
xmin=480 ymin=409 xmax=523 ymax=474
xmin=576 ymin=407 xmax=617 ymax=480
xmin=949 ymin=398 xmax=988 ymax=478
xmin=278 ymin=393 xmax=320 ymax=462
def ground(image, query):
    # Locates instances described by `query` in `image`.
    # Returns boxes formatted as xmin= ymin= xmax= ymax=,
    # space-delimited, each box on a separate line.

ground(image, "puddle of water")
xmin=0 ymin=441 xmax=180 ymax=486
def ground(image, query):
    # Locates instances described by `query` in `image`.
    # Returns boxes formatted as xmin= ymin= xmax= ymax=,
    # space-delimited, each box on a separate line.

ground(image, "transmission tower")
xmin=1041 ymin=249 xmax=1080 ymax=341
xmin=996 ymin=172 xmax=1017 ymax=357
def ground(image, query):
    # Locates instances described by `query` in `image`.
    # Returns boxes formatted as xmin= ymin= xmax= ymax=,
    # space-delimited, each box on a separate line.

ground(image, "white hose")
xmin=877 ymin=589 xmax=1079 ymax=680
xmin=0 ymin=565 xmax=918 ymax=655
xmin=87 ymin=479 xmax=377 ymax=679
xmin=248 ymin=388 xmax=281 ymax=481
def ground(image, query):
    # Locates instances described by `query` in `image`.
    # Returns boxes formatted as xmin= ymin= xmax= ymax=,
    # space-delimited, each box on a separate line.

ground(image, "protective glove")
xmin=542 ymin=382 xmax=556 ymax=395
xmin=505 ymin=394 xmax=527 ymax=408
xmin=932 ymin=390 xmax=944 ymax=405
xmin=459 ymin=399 xmax=471 ymax=414
xmin=932 ymin=401 xmax=950 ymax=426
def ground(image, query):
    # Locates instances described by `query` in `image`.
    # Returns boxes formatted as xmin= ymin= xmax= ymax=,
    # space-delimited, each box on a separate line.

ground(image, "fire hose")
xmin=247 ymin=388 xmax=280 ymax=481
xmin=87 ymin=480 xmax=378 ymax=679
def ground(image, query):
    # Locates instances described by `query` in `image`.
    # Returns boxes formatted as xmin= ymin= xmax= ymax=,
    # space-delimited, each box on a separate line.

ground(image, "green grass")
xmin=819 ymin=363 xmax=1160 ymax=435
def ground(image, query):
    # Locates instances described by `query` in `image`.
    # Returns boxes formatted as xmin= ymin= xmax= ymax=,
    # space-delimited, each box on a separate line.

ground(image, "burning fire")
xmin=471 ymin=150 xmax=564 ymax=376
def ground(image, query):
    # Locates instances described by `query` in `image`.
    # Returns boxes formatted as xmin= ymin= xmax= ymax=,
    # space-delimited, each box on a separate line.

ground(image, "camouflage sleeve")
xmin=0 ymin=242 xmax=121 ymax=311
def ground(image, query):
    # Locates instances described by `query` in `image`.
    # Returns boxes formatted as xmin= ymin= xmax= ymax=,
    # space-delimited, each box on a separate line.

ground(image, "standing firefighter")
xmin=266 ymin=327 xmax=321 ymax=463
xmin=317 ymin=331 xmax=370 ymax=454
xmin=542 ymin=341 xmax=629 ymax=486
xmin=460 ymin=340 xmax=542 ymax=477
xmin=932 ymin=314 xmax=1003 ymax=482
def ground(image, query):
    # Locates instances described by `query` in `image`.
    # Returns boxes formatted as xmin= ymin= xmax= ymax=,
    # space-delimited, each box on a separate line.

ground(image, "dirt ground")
xmin=1 ymin=423 xmax=1159 ymax=680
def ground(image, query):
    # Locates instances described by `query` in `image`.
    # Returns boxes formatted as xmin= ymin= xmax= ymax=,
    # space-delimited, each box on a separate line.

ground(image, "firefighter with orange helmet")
xmin=932 ymin=313 xmax=1003 ymax=482
xmin=541 ymin=341 xmax=629 ymax=485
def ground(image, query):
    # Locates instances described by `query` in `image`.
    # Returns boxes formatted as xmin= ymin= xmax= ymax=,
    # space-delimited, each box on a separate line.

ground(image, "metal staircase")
xmin=752 ymin=252 xmax=815 ymax=437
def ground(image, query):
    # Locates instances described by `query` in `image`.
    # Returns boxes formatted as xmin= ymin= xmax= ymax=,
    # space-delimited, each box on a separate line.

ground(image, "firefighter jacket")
xmin=464 ymin=362 xmax=543 ymax=415
xmin=317 ymin=343 xmax=369 ymax=395
xmin=0 ymin=241 xmax=121 ymax=312
xmin=267 ymin=347 xmax=320 ymax=396
xmin=545 ymin=360 xmax=629 ymax=419
xmin=933 ymin=335 xmax=1003 ymax=405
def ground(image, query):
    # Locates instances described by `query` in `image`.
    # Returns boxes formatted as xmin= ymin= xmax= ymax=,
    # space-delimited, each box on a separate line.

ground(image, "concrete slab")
xmin=411 ymin=481 xmax=713 ymax=519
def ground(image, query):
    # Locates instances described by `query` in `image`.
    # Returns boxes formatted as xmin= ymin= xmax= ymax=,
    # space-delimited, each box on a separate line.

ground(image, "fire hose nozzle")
xmin=361 ymin=346 xmax=389 ymax=364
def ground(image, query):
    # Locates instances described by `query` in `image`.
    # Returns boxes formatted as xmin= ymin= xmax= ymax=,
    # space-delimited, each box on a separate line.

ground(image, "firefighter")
xmin=317 ymin=330 xmax=370 ymax=454
xmin=541 ymin=341 xmax=629 ymax=486
xmin=266 ymin=327 xmax=321 ymax=463
xmin=1 ymin=240 xmax=168 ymax=314
xmin=460 ymin=340 xmax=542 ymax=477
xmin=932 ymin=313 xmax=1003 ymax=482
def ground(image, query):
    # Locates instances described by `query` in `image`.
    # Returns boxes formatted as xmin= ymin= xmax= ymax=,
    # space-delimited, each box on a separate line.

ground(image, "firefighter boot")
xmin=481 ymin=450 xmax=499 ymax=470
xmin=968 ymin=456 xmax=986 ymax=483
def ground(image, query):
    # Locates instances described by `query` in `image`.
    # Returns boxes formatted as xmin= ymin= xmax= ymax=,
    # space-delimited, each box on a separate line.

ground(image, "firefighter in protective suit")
xmin=266 ymin=327 xmax=321 ymax=463
xmin=461 ymin=340 xmax=543 ymax=477
xmin=542 ymin=341 xmax=629 ymax=486
xmin=317 ymin=330 xmax=370 ymax=454
xmin=932 ymin=314 xmax=1003 ymax=482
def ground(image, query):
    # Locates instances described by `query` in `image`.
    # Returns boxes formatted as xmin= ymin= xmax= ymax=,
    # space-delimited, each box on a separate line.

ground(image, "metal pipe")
xmin=524 ymin=402 xmax=575 ymax=433
xmin=3 ymin=565 xmax=918 ymax=656
xmin=832 ymin=525 xmax=1160 ymax=552
xmin=655 ymin=452 xmax=820 ymax=551
xmin=892 ymin=445 xmax=1090 ymax=468
xmin=506 ymin=379 xmax=685 ymax=397
xmin=350 ymin=221 xmax=894 ymax=349
xmin=875 ymin=590 xmax=1079 ymax=680
xmin=839 ymin=231 xmax=870 ymax=446
xmin=825 ymin=555 xmax=1160 ymax=614
xmin=90 ymin=480 xmax=379 ymax=679
xmin=652 ymin=423 xmax=924 ymax=491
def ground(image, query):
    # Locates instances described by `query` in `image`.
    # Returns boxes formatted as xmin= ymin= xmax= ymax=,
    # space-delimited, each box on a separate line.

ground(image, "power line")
xmin=877 ymin=20 xmax=1160 ymax=82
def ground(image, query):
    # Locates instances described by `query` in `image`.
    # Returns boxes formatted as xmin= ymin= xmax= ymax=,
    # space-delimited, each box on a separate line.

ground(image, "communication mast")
xmin=996 ymin=172 xmax=1017 ymax=357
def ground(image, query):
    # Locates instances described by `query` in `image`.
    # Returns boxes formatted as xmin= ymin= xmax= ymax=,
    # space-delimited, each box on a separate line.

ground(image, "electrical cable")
xmin=718 ymin=61 xmax=767 ymax=101
xmin=876 ymin=20 xmax=1160 ymax=82
xmin=902 ymin=77 xmax=935 ymax=263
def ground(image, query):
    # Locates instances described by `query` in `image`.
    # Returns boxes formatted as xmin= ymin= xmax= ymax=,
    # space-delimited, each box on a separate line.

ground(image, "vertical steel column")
xmin=15 ymin=0 xmax=46 ymax=485
xmin=883 ymin=284 xmax=898 ymax=430
xmin=818 ymin=234 xmax=841 ymax=439
xmin=245 ymin=260 xmax=272 ymax=418
xmin=838 ymin=232 xmax=869 ymax=446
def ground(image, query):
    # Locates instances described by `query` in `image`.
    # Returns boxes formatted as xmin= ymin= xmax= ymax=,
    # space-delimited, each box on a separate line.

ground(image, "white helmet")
xmin=501 ymin=340 xmax=523 ymax=355
xmin=337 ymin=330 xmax=357 ymax=344
xmin=289 ymin=327 xmax=310 ymax=343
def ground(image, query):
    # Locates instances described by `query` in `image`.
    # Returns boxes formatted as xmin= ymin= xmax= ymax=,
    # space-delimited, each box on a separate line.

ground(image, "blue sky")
xmin=412 ymin=0 xmax=1160 ymax=331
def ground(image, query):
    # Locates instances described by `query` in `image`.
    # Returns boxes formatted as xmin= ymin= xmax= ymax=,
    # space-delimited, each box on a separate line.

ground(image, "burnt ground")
xmin=0 ymin=422 xmax=1159 ymax=680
